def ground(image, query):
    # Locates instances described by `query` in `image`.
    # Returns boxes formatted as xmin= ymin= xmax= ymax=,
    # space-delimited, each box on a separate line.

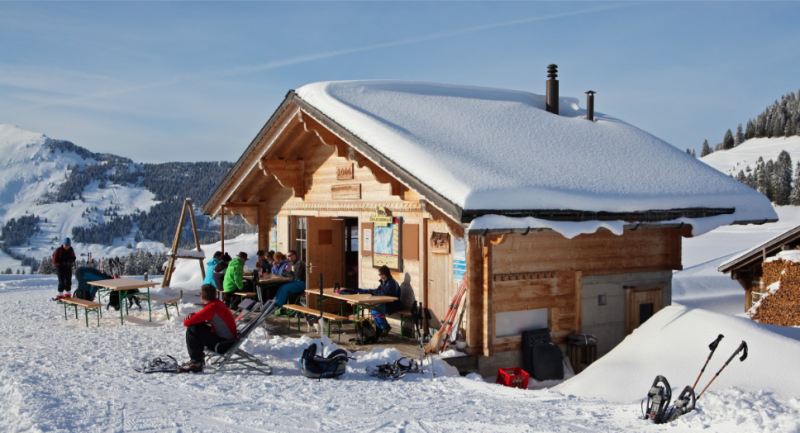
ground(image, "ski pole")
xmin=692 ymin=334 xmax=724 ymax=390
xmin=696 ymin=341 xmax=748 ymax=400
xmin=318 ymin=273 xmax=324 ymax=347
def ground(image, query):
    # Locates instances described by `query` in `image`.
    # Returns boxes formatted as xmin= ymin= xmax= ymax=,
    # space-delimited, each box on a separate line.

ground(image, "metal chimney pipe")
xmin=546 ymin=64 xmax=559 ymax=115
xmin=585 ymin=90 xmax=596 ymax=121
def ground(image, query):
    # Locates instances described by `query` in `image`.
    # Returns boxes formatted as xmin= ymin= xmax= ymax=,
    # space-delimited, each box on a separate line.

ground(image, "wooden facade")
xmin=204 ymin=92 xmax=690 ymax=371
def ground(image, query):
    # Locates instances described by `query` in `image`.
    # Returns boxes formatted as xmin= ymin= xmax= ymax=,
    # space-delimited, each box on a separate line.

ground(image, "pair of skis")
xmin=427 ymin=270 xmax=468 ymax=354
xmin=642 ymin=334 xmax=748 ymax=424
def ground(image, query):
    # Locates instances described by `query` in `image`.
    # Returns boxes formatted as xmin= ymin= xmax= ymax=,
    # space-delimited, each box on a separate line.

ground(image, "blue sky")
xmin=1 ymin=1 xmax=799 ymax=163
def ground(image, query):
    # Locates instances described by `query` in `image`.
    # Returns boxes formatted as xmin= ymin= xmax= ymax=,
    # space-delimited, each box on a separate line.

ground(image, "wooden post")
xmin=220 ymin=205 xmax=226 ymax=255
xmin=258 ymin=204 xmax=271 ymax=253
xmin=575 ymin=271 xmax=583 ymax=333
xmin=162 ymin=198 xmax=189 ymax=288
xmin=186 ymin=199 xmax=205 ymax=279
xmin=482 ymin=236 xmax=494 ymax=357
xmin=466 ymin=234 xmax=484 ymax=356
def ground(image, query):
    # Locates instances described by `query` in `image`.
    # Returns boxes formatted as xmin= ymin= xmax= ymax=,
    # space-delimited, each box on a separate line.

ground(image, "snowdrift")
xmin=556 ymin=305 xmax=800 ymax=403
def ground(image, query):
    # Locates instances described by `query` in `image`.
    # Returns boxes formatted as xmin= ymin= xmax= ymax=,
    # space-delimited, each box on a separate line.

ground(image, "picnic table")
xmin=305 ymin=288 xmax=398 ymax=319
xmin=88 ymin=278 xmax=158 ymax=325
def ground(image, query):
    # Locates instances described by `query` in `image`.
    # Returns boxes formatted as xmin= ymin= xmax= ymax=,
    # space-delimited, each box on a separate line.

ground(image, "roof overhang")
xmin=718 ymin=224 xmax=800 ymax=274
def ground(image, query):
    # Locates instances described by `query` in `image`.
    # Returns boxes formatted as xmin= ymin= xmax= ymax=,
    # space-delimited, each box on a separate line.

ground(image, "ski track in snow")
xmin=2 ymin=276 xmax=799 ymax=432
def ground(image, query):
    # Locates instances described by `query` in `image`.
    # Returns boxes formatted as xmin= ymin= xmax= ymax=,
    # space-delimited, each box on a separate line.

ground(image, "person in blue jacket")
xmin=370 ymin=265 xmax=402 ymax=339
xmin=203 ymin=251 xmax=222 ymax=288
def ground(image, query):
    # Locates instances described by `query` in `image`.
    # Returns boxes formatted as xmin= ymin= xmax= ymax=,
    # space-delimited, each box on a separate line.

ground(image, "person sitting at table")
xmin=203 ymin=251 xmax=222 ymax=289
xmin=256 ymin=250 xmax=275 ymax=276
xmin=271 ymin=252 xmax=291 ymax=277
xmin=182 ymin=284 xmax=238 ymax=373
xmin=369 ymin=265 xmax=402 ymax=339
xmin=222 ymin=252 xmax=247 ymax=309
xmin=213 ymin=253 xmax=231 ymax=294
xmin=263 ymin=250 xmax=306 ymax=316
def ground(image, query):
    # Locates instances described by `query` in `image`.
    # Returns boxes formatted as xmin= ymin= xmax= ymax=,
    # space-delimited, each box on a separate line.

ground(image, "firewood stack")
xmin=750 ymin=258 xmax=800 ymax=326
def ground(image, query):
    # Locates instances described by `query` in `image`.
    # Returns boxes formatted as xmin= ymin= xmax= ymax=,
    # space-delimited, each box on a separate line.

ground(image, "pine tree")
xmin=772 ymin=151 xmax=792 ymax=205
xmin=701 ymin=140 xmax=712 ymax=157
xmin=790 ymin=162 xmax=800 ymax=206
xmin=735 ymin=124 xmax=745 ymax=146
xmin=723 ymin=129 xmax=735 ymax=150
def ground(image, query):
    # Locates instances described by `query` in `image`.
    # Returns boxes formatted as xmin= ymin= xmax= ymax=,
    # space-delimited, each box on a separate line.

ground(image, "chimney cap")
xmin=547 ymin=64 xmax=558 ymax=80
xmin=585 ymin=90 xmax=596 ymax=95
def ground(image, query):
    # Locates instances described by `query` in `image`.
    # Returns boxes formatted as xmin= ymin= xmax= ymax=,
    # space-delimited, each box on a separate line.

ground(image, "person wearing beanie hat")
xmin=213 ymin=253 xmax=232 ymax=296
xmin=52 ymin=238 xmax=76 ymax=299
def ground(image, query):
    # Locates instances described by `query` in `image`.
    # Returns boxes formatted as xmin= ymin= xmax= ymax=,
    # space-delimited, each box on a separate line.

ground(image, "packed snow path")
xmin=1 ymin=275 xmax=798 ymax=432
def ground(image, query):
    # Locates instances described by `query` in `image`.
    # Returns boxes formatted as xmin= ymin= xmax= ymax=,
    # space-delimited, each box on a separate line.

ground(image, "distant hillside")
xmin=0 ymin=124 xmax=255 ymax=273
xmin=700 ymin=90 xmax=800 ymax=156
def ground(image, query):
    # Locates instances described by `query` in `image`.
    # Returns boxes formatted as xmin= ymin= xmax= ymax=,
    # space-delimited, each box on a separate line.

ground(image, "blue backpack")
xmin=299 ymin=343 xmax=349 ymax=380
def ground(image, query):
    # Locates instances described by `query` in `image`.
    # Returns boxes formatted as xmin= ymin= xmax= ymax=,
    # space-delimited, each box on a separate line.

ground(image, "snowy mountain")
xmin=0 ymin=124 xmax=241 ymax=273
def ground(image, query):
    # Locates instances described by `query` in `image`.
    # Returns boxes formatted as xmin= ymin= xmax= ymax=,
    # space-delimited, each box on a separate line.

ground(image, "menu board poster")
xmin=453 ymin=236 xmax=466 ymax=282
xmin=372 ymin=217 xmax=402 ymax=271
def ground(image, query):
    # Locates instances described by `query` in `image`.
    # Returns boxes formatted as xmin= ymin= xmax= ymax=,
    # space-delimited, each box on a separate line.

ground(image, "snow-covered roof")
xmin=719 ymin=224 xmax=800 ymax=272
xmin=296 ymin=81 xmax=777 ymax=235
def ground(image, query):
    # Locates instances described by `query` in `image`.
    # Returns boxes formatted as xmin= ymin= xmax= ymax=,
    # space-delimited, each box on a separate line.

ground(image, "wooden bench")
xmin=281 ymin=304 xmax=349 ymax=342
xmin=61 ymin=298 xmax=102 ymax=327
xmin=134 ymin=290 xmax=182 ymax=320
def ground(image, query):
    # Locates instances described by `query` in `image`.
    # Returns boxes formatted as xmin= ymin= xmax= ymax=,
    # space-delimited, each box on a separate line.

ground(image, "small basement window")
xmin=495 ymin=308 xmax=549 ymax=338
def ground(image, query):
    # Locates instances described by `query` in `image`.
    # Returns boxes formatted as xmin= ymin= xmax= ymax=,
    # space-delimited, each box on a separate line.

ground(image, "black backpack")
xmin=299 ymin=343 xmax=349 ymax=380
xmin=349 ymin=318 xmax=377 ymax=345
xmin=107 ymin=289 xmax=141 ymax=311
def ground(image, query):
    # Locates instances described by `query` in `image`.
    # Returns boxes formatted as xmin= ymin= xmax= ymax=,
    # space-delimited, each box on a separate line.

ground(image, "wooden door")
xmin=625 ymin=285 xmax=664 ymax=335
xmin=307 ymin=217 xmax=344 ymax=312
xmin=427 ymin=222 xmax=456 ymax=329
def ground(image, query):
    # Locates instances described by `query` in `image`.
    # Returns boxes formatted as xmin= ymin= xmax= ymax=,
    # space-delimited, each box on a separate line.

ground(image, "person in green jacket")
xmin=222 ymin=251 xmax=247 ymax=309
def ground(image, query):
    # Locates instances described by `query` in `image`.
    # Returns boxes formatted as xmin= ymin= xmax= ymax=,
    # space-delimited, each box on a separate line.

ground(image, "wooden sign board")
xmin=336 ymin=163 xmax=354 ymax=180
xmin=331 ymin=184 xmax=361 ymax=200
xmin=430 ymin=231 xmax=450 ymax=254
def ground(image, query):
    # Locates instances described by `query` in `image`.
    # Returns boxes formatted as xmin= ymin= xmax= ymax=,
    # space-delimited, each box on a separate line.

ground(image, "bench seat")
xmin=61 ymin=298 xmax=102 ymax=327
xmin=282 ymin=304 xmax=349 ymax=342
xmin=134 ymin=290 xmax=182 ymax=320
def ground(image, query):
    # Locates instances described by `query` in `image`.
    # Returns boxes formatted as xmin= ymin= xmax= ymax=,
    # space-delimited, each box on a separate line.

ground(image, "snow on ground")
xmin=4 ymin=211 xmax=800 ymax=432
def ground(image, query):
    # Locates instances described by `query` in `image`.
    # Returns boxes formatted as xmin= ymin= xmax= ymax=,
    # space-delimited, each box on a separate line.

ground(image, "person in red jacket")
xmin=182 ymin=284 xmax=239 ymax=372
xmin=52 ymin=238 xmax=76 ymax=299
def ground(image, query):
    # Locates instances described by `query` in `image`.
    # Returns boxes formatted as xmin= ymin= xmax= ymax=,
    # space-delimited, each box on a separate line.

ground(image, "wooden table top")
xmin=87 ymin=278 xmax=158 ymax=290
xmin=305 ymin=288 xmax=398 ymax=305
xmin=259 ymin=276 xmax=291 ymax=283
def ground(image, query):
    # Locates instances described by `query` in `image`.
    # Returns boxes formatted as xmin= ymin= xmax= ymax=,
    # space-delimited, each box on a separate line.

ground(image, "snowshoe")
xmin=642 ymin=375 xmax=672 ymax=424
xmin=134 ymin=355 xmax=180 ymax=373
xmin=367 ymin=357 xmax=422 ymax=381
xmin=667 ymin=385 xmax=696 ymax=422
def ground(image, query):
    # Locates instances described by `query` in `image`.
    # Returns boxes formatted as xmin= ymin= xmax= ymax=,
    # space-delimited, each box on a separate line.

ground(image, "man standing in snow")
xmin=52 ymin=238 xmax=76 ymax=300
xmin=182 ymin=284 xmax=238 ymax=373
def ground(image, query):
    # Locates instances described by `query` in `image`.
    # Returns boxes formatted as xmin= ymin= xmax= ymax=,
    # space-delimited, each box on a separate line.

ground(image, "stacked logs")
xmin=751 ymin=258 xmax=800 ymax=326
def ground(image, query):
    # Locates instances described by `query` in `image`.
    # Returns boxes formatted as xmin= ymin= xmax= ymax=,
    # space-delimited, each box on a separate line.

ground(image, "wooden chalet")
xmin=718 ymin=225 xmax=800 ymax=312
xmin=204 ymin=77 xmax=776 ymax=376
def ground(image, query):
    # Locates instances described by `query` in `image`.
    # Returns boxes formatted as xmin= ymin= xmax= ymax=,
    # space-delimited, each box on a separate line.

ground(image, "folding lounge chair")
xmin=234 ymin=299 xmax=261 ymax=325
xmin=204 ymin=306 xmax=273 ymax=374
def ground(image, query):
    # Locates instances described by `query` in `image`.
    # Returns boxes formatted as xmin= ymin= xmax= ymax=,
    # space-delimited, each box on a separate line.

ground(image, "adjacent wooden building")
xmin=718 ymin=225 xmax=800 ymax=312
xmin=204 ymin=79 xmax=776 ymax=376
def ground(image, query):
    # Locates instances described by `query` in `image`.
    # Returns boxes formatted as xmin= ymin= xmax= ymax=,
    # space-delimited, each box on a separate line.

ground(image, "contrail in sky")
xmin=26 ymin=3 xmax=630 ymax=111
